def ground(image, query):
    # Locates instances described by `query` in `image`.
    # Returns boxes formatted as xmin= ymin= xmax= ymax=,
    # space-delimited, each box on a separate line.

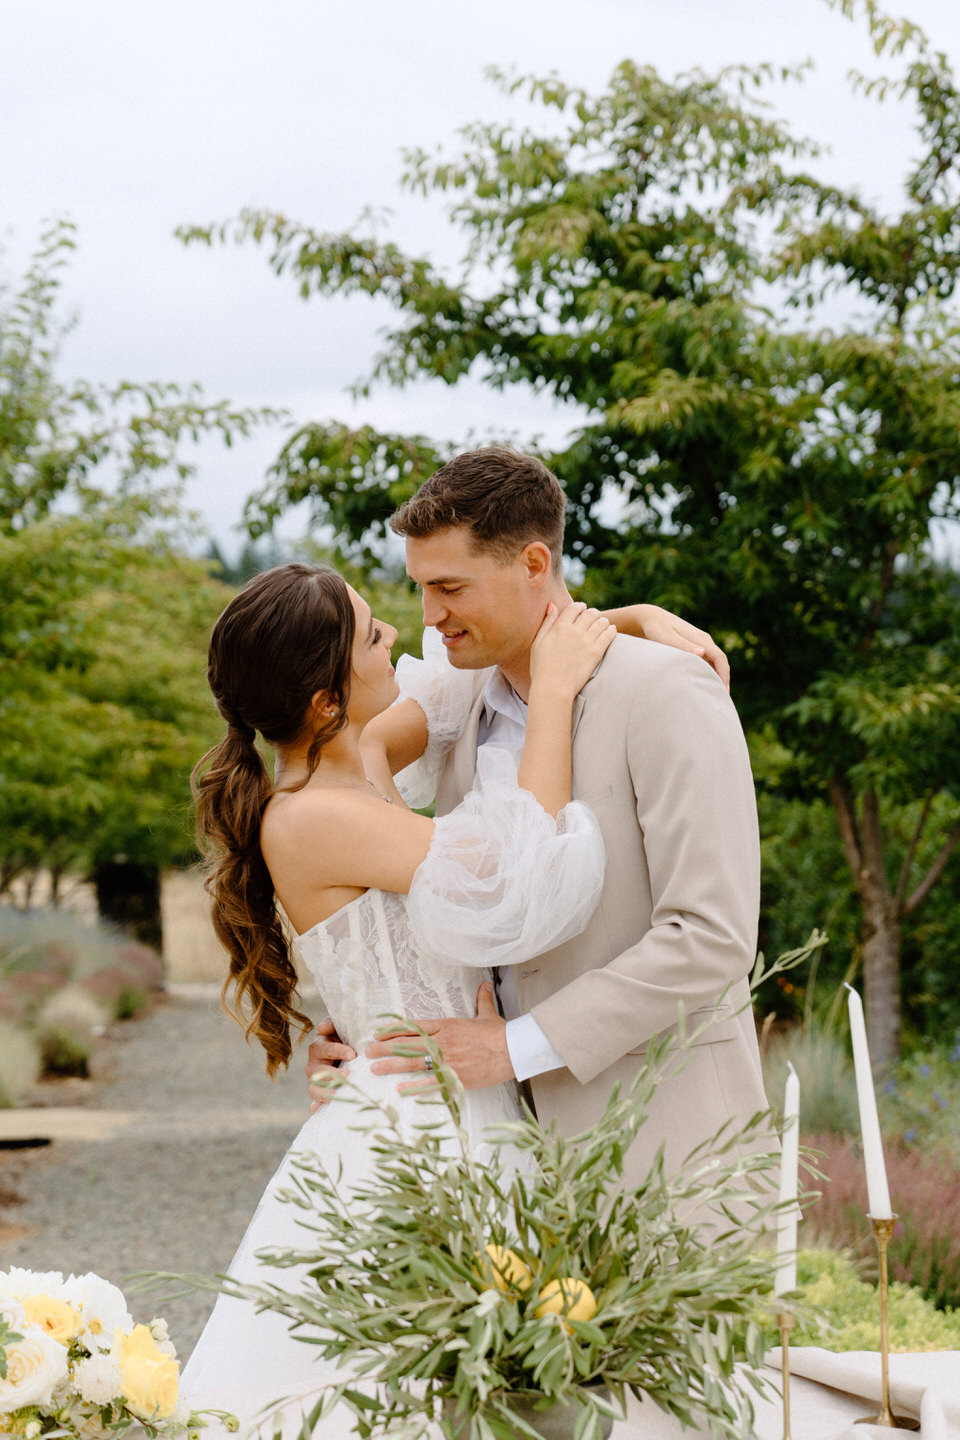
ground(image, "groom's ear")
xmin=519 ymin=541 xmax=553 ymax=589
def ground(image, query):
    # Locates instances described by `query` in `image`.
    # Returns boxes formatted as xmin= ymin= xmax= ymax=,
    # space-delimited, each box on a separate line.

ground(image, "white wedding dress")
xmin=180 ymin=645 xmax=605 ymax=1437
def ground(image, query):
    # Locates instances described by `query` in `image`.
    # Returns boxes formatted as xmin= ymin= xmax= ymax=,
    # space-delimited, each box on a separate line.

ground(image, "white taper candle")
xmin=845 ymin=984 xmax=893 ymax=1219
xmin=774 ymin=1060 xmax=800 ymax=1296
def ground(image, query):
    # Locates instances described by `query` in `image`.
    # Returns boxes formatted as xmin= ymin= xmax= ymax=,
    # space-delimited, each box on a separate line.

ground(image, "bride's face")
xmin=346 ymin=587 xmax=399 ymax=724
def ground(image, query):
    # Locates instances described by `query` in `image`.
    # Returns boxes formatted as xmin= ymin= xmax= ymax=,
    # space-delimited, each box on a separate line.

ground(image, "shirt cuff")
xmin=504 ymin=1013 xmax=566 ymax=1082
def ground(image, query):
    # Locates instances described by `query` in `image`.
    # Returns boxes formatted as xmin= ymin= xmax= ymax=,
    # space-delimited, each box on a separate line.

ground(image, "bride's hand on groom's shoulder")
xmin=629 ymin=604 xmax=731 ymax=691
xmin=305 ymin=1018 xmax=356 ymax=1112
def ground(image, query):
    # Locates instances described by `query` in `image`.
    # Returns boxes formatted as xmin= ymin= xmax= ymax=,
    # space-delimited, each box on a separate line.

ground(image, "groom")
xmin=312 ymin=446 xmax=768 ymax=1188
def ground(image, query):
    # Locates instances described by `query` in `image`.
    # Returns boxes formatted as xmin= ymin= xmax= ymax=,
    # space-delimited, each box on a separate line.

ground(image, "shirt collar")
xmin=481 ymin=667 xmax=528 ymax=728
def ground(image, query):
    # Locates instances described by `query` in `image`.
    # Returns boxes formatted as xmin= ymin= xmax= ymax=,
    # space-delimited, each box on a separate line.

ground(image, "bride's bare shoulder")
xmin=263 ymin=782 xmax=432 ymax=903
xmin=262 ymin=785 xmax=384 ymax=855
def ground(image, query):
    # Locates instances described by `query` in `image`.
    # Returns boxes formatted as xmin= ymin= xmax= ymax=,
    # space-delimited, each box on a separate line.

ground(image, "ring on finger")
xmin=423 ymin=1054 xmax=434 ymax=1072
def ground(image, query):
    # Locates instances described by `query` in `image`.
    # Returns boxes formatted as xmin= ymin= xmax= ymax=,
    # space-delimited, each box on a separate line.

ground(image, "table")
xmin=614 ymin=1348 xmax=956 ymax=1439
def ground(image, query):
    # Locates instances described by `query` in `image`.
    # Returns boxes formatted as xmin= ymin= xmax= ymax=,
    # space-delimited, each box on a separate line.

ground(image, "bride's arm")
xmin=516 ymin=603 xmax=613 ymax=815
xmin=600 ymin=604 xmax=730 ymax=688
xmin=270 ymin=606 xmax=612 ymax=915
xmin=359 ymin=699 xmax=428 ymax=797
xmin=360 ymin=606 xmax=726 ymax=788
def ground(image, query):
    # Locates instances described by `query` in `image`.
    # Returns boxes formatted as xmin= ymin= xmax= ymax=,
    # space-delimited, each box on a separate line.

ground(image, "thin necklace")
xmin=276 ymin=770 xmax=394 ymax=805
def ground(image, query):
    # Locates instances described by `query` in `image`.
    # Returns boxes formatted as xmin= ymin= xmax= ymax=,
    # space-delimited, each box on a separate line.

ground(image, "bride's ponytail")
xmin=192 ymin=564 xmax=355 ymax=1075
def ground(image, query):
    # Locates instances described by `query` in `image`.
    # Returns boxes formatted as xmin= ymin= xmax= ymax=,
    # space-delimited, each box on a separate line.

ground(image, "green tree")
xmin=182 ymin=0 xmax=960 ymax=1064
xmin=0 ymin=222 xmax=268 ymax=945
xmin=0 ymin=514 xmax=232 ymax=948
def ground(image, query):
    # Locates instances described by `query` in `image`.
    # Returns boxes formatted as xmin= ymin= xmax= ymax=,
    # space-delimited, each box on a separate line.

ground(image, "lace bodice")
xmin=295 ymin=889 xmax=485 ymax=1050
xmin=293 ymin=746 xmax=606 ymax=1049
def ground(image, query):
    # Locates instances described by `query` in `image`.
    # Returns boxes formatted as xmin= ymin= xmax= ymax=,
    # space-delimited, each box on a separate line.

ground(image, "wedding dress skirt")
xmin=180 ymin=1047 xmax=520 ymax=1436
xmin=180 ymin=753 xmax=605 ymax=1437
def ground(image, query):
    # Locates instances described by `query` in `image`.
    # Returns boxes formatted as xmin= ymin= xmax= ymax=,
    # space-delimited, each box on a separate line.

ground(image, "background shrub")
xmin=794 ymin=1249 xmax=960 ymax=1351
xmin=762 ymin=1022 xmax=858 ymax=1136
xmin=35 ymin=987 xmax=111 ymax=1077
xmin=801 ymin=1135 xmax=960 ymax=1311
xmin=878 ymin=1043 xmax=960 ymax=1162
xmin=0 ymin=907 xmax=164 ymax=1102
xmin=0 ymin=1018 xmax=41 ymax=1106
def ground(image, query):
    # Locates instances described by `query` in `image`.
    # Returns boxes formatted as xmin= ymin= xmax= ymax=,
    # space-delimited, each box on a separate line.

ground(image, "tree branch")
xmin=828 ymin=774 xmax=863 ymax=880
xmin=904 ymin=812 xmax=960 ymax=915
xmin=861 ymin=787 xmax=885 ymax=875
xmin=893 ymin=790 xmax=935 ymax=918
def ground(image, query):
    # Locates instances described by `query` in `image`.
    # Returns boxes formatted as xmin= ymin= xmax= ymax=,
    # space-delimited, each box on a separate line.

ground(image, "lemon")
xmin=534 ymin=1277 xmax=597 ymax=1324
xmin=480 ymin=1244 xmax=533 ymax=1292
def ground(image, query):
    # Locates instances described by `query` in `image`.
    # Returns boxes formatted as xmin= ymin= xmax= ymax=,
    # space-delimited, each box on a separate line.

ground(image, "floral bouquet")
xmin=0 ymin=1268 xmax=234 ymax=1439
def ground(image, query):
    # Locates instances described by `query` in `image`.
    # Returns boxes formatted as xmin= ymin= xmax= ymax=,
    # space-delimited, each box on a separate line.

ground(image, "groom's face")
xmin=406 ymin=527 xmax=545 ymax=673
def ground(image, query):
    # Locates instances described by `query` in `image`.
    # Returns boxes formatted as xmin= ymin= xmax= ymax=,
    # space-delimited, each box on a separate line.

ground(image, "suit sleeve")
xmin=529 ymin=657 xmax=761 ymax=1084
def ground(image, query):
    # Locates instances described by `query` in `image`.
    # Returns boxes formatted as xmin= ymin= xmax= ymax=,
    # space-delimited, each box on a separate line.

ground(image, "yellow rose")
xmin=22 ymin=1294 xmax=81 ymax=1345
xmin=534 ymin=1278 xmax=598 ymax=1326
xmin=479 ymin=1244 xmax=532 ymax=1292
xmin=113 ymin=1325 xmax=179 ymax=1420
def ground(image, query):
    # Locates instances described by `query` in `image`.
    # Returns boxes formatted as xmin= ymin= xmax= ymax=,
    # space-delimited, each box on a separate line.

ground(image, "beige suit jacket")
xmin=436 ymin=634 xmax=769 ymax=1192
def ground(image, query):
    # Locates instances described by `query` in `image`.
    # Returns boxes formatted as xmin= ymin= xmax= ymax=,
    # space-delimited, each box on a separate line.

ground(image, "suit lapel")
xmin=453 ymin=692 xmax=485 ymax=801
xmin=571 ymin=642 xmax=616 ymax=755
xmin=571 ymin=691 xmax=588 ymax=746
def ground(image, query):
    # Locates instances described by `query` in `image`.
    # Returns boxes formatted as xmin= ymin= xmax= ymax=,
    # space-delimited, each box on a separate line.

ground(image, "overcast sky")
xmin=3 ymin=0 xmax=959 ymax=555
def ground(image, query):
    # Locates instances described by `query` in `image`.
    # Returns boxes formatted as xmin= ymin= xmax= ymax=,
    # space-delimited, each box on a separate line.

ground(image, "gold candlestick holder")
xmin=855 ymin=1215 xmax=919 ymax=1429
xmin=776 ymin=1310 xmax=794 ymax=1440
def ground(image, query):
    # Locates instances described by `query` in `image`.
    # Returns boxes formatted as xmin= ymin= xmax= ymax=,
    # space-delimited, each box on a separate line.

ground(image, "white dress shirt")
xmin=476 ymin=669 xmax=566 ymax=1083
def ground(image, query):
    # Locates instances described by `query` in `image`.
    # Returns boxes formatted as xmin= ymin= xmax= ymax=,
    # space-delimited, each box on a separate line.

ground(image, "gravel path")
xmin=0 ymin=987 xmax=318 ymax=1360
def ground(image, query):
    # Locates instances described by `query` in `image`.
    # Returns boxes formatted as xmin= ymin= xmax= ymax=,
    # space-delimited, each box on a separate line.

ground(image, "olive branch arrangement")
xmin=196 ymin=936 xmax=824 ymax=1440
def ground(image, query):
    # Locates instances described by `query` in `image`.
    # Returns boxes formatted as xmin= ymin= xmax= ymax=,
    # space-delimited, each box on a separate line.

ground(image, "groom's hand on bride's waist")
xmin=305 ymin=1018 xmax=357 ymax=1112
xmin=365 ymin=981 xmax=515 ymax=1093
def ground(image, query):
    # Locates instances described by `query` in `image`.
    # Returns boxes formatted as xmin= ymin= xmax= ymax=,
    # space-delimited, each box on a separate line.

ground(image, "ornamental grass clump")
xmin=206 ymin=1033 xmax=786 ymax=1440
xmin=35 ymin=987 xmax=110 ymax=1077
xmin=0 ymin=909 xmax=164 ymax=1100
xmin=762 ymin=1021 xmax=858 ymax=1138
xmin=0 ymin=1019 xmax=41 ymax=1107
xmin=802 ymin=1134 xmax=960 ymax=1311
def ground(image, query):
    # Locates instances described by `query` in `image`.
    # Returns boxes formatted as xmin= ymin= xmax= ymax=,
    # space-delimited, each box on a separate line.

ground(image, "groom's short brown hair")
xmin=390 ymin=445 xmax=566 ymax=571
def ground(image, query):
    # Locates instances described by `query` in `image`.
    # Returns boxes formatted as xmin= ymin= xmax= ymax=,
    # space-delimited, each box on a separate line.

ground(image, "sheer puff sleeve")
xmin=393 ymin=628 xmax=492 ymax=809
xmin=406 ymin=745 xmax=605 ymax=970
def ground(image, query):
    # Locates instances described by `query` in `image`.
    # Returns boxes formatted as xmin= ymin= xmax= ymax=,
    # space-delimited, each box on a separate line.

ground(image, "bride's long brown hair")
xmin=192 ymin=563 xmax=356 ymax=1075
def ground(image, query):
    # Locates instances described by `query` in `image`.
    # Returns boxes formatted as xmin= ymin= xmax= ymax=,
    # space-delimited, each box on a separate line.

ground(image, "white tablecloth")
xmin=613 ymin=1348 xmax=956 ymax=1439
xmin=195 ymin=1348 xmax=958 ymax=1439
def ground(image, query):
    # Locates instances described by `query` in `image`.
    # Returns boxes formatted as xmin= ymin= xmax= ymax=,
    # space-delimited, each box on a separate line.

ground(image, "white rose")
xmin=0 ymin=1298 xmax=25 ymax=1331
xmin=73 ymin=1354 xmax=123 ymax=1406
xmin=62 ymin=1275 xmax=133 ymax=1353
xmin=148 ymin=1317 xmax=169 ymax=1343
xmin=0 ymin=1331 xmax=69 ymax=1412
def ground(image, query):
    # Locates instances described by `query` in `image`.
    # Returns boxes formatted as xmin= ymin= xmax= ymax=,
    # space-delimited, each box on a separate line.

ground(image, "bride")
xmin=182 ymin=562 xmax=617 ymax=1429
xmin=181 ymin=562 xmax=722 ymax=1431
